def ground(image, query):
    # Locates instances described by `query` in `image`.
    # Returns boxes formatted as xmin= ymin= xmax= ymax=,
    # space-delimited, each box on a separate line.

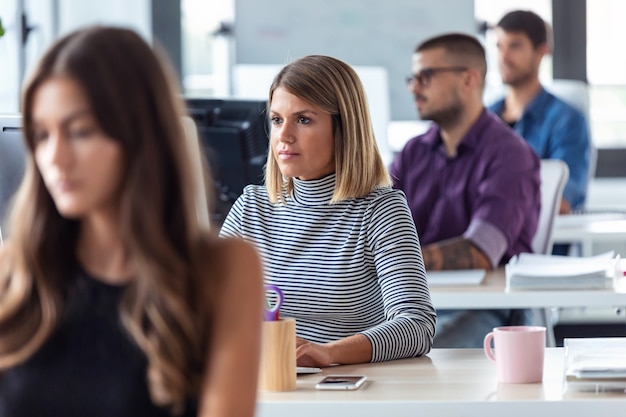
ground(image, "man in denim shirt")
xmin=489 ymin=10 xmax=590 ymax=215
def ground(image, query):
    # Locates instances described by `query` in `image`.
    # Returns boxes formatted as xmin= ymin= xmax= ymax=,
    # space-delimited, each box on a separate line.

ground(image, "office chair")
xmin=530 ymin=159 xmax=569 ymax=347
xmin=532 ymin=159 xmax=570 ymax=255
xmin=542 ymin=83 xmax=617 ymax=340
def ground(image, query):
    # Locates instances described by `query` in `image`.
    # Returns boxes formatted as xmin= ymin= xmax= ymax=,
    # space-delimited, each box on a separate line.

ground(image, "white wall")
xmin=233 ymin=64 xmax=393 ymax=165
xmin=0 ymin=0 xmax=22 ymax=113
xmin=0 ymin=0 xmax=151 ymax=113
xmin=234 ymin=0 xmax=476 ymax=121
xmin=57 ymin=0 xmax=151 ymax=39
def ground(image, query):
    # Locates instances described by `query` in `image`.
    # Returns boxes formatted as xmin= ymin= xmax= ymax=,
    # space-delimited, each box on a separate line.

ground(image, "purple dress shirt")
xmin=390 ymin=109 xmax=540 ymax=267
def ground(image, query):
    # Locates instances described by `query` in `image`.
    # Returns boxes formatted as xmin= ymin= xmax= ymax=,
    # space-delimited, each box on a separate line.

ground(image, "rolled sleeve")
xmin=464 ymin=218 xmax=508 ymax=268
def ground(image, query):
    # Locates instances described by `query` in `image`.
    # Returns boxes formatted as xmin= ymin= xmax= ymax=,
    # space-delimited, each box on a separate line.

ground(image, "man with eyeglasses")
xmin=489 ymin=10 xmax=590 ymax=220
xmin=390 ymin=33 xmax=541 ymax=348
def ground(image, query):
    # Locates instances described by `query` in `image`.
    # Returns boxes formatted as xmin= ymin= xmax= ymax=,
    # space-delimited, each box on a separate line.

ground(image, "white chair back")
xmin=181 ymin=115 xmax=211 ymax=230
xmin=526 ymin=159 xmax=569 ymax=346
xmin=532 ymin=159 xmax=569 ymax=254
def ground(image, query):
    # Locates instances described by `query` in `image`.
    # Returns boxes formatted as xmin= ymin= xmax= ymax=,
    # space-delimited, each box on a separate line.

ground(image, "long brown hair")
xmin=0 ymin=25 xmax=215 ymax=412
xmin=265 ymin=55 xmax=391 ymax=203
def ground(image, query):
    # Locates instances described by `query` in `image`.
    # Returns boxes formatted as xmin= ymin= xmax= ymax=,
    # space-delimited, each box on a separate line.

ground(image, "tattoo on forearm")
xmin=422 ymin=238 xmax=490 ymax=271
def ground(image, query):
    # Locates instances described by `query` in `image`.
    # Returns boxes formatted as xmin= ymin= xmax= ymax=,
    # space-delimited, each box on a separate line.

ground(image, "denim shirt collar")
xmin=490 ymin=86 xmax=550 ymax=122
xmin=523 ymin=86 xmax=550 ymax=121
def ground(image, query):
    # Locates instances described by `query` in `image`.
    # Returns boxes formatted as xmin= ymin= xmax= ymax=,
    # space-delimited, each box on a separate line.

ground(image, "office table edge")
xmin=256 ymin=348 xmax=626 ymax=417
xmin=429 ymin=269 xmax=626 ymax=309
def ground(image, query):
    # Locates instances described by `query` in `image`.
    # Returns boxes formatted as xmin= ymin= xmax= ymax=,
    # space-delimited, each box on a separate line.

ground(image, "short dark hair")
xmin=497 ymin=10 xmax=547 ymax=48
xmin=415 ymin=33 xmax=486 ymax=82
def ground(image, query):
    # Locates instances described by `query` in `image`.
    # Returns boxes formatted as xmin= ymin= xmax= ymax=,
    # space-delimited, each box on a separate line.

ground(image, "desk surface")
xmin=553 ymin=213 xmax=626 ymax=256
xmin=554 ymin=217 xmax=626 ymax=241
xmin=256 ymin=348 xmax=626 ymax=417
xmin=428 ymin=268 xmax=626 ymax=309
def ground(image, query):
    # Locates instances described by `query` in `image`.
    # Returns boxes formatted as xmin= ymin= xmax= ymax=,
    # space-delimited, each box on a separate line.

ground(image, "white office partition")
xmin=386 ymin=120 xmax=431 ymax=154
xmin=232 ymin=64 xmax=280 ymax=100
xmin=57 ymin=0 xmax=151 ymax=39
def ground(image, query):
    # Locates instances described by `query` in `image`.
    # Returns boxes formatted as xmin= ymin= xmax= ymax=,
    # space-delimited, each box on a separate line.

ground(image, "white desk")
xmin=429 ymin=268 xmax=626 ymax=309
xmin=256 ymin=348 xmax=626 ymax=417
xmin=553 ymin=213 xmax=626 ymax=257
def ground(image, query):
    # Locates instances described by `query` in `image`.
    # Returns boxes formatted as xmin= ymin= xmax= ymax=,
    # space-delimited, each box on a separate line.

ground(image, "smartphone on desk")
xmin=315 ymin=375 xmax=367 ymax=390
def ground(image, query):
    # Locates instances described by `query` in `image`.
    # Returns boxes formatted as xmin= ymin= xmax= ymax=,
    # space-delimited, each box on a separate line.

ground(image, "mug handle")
xmin=483 ymin=332 xmax=496 ymax=362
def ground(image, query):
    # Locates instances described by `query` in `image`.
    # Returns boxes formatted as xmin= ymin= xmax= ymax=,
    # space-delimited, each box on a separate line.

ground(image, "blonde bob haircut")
xmin=265 ymin=55 xmax=391 ymax=203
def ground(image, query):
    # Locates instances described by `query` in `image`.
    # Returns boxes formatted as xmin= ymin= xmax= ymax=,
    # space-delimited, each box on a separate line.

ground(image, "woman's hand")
xmin=296 ymin=337 xmax=333 ymax=367
xmin=295 ymin=334 xmax=373 ymax=367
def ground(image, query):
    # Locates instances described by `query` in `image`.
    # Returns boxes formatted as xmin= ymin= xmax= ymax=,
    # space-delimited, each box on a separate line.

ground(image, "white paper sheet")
xmin=426 ymin=270 xmax=486 ymax=286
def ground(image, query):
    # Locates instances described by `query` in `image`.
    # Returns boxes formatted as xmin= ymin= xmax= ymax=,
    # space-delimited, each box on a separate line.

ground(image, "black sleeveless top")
xmin=0 ymin=268 xmax=197 ymax=417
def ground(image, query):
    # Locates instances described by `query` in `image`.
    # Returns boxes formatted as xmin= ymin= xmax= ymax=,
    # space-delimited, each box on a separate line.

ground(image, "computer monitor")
xmin=0 ymin=114 xmax=26 ymax=225
xmin=185 ymin=98 xmax=269 ymax=223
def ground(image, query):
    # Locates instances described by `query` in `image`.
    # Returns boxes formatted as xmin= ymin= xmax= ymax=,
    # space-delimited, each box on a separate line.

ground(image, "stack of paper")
xmin=564 ymin=338 xmax=626 ymax=392
xmin=505 ymin=251 xmax=620 ymax=290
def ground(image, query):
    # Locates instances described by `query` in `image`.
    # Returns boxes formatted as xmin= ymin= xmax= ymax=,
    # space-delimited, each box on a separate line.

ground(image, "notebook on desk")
xmin=564 ymin=338 xmax=626 ymax=392
xmin=426 ymin=269 xmax=486 ymax=286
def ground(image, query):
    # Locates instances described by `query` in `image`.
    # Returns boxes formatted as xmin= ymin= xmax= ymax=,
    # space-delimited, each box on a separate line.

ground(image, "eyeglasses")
xmin=405 ymin=67 xmax=468 ymax=87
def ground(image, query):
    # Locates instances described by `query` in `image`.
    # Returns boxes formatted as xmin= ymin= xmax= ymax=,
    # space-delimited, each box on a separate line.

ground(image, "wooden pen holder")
xmin=259 ymin=317 xmax=296 ymax=391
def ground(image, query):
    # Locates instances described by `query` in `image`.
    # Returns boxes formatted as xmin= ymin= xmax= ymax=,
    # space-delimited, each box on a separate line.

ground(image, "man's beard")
xmin=501 ymin=65 xmax=535 ymax=88
xmin=419 ymin=100 xmax=464 ymax=129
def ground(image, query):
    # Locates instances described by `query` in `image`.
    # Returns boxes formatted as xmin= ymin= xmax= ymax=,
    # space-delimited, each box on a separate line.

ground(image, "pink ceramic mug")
xmin=483 ymin=326 xmax=546 ymax=383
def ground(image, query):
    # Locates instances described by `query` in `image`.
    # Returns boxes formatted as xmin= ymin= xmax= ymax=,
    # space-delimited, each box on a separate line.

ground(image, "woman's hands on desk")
xmin=296 ymin=337 xmax=333 ymax=367
xmin=296 ymin=334 xmax=373 ymax=367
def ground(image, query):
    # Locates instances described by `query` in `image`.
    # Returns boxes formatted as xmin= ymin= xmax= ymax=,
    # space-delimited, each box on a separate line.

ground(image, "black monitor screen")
xmin=185 ymin=99 xmax=269 ymax=223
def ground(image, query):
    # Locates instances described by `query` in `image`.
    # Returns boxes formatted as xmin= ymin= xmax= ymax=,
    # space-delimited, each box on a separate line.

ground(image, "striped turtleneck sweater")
xmin=219 ymin=174 xmax=436 ymax=362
